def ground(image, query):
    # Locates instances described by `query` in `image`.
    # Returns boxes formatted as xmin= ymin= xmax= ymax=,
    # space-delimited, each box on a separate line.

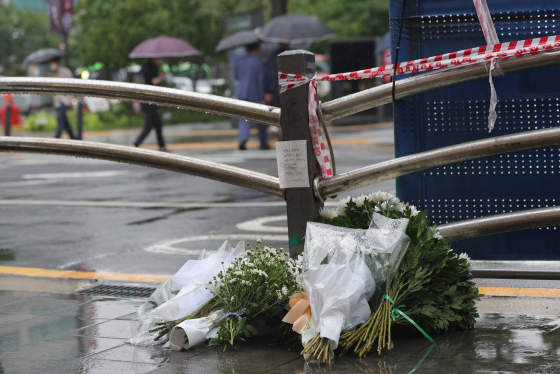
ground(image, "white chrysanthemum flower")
xmin=257 ymin=239 xmax=261 ymax=244
xmin=282 ymin=285 xmax=288 ymax=296
xmin=354 ymin=194 xmax=367 ymax=207
xmin=231 ymin=296 xmax=235 ymax=301
xmin=380 ymin=201 xmax=388 ymax=210
xmin=366 ymin=191 xmax=380 ymax=202
xmin=374 ymin=206 xmax=381 ymax=212
xmin=337 ymin=196 xmax=352 ymax=208
xmin=433 ymin=232 xmax=443 ymax=240
xmin=319 ymin=207 xmax=339 ymax=220
xmin=394 ymin=203 xmax=405 ymax=213
xmin=409 ymin=205 xmax=419 ymax=217
xmin=229 ymin=278 xmax=237 ymax=284
xmin=458 ymin=252 xmax=471 ymax=261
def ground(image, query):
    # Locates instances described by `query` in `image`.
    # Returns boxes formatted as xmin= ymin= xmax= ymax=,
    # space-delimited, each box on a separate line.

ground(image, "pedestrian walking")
xmin=47 ymin=58 xmax=76 ymax=139
xmin=234 ymin=42 xmax=269 ymax=150
xmin=132 ymin=58 xmax=168 ymax=152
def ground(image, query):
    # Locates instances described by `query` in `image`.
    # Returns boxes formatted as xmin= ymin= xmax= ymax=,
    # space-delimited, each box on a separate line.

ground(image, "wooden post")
xmin=278 ymin=50 xmax=324 ymax=256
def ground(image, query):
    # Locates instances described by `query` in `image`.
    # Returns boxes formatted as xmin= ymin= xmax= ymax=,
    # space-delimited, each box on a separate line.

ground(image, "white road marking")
xmin=0 ymin=199 xmax=336 ymax=209
xmin=21 ymin=170 xmax=133 ymax=180
xmin=144 ymin=234 xmax=288 ymax=255
xmin=235 ymin=215 xmax=288 ymax=233
xmin=0 ymin=180 xmax=60 ymax=187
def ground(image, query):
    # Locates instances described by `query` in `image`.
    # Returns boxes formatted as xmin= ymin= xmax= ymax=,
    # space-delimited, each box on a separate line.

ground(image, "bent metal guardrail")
xmin=314 ymin=126 xmax=560 ymax=200
xmin=321 ymin=49 xmax=560 ymax=122
xmin=0 ymin=77 xmax=280 ymax=127
xmin=0 ymin=137 xmax=283 ymax=198
xmin=2 ymin=48 xmax=560 ymax=269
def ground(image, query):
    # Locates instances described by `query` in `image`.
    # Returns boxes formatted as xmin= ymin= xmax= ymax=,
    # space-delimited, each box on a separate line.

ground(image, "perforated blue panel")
xmin=390 ymin=0 xmax=560 ymax=259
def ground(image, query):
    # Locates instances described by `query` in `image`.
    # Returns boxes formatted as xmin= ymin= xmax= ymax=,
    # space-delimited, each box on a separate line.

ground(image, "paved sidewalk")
xmin=1 ymin=289 xmax=560 ymax=373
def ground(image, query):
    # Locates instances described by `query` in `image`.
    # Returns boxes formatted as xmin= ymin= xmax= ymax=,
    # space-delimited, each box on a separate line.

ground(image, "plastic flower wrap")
xmin=129 ymin=241 xmax=245 ymax=346
xmin=300 ymin=213 xmax=410 ymax=362
xmin=168 ymin=310 xmax=225 ymax=351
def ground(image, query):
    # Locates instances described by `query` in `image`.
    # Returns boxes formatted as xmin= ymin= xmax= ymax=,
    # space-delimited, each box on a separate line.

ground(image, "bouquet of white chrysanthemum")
xmin=133 ymin=240 xmax=303 ymax=350
xmin=208 ymin=241 xmax=303 ymax=349
xmin=317 ymin=191 xmax=480 ymax=358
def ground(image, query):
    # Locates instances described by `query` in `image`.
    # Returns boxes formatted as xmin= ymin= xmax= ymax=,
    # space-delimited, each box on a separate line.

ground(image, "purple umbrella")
xmin=129 ymin=36 xmax=200 ymax=58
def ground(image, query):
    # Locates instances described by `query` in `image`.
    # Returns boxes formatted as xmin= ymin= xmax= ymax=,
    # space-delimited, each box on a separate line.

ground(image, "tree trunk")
xmin=271 ymin=0 xmax=287 ymax=18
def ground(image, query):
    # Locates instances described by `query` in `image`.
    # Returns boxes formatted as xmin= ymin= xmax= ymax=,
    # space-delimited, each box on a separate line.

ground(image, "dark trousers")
xmin=55 ymin=105 xmax=75 ymax=139
xmin=134 ymin=105 xmax=165 ymax=148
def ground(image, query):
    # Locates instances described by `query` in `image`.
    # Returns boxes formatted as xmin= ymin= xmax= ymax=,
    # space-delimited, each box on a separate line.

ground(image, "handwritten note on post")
xmin=276 ymin=140 xmax=310 ymax=189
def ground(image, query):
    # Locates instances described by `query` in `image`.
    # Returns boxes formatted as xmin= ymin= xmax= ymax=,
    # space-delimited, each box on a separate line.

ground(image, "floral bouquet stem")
xmin=301 ymin=334 xmax=332 ymax=364
xmin=339 ymin=288 xmax=399 ymax=357
xmin=149 ymin=297 xmax=220 ymax=342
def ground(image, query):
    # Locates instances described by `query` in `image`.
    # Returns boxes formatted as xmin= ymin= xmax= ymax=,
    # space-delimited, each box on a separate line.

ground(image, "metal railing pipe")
xmin=0 ymin=78 xmax=281 ymax=127
xmin=321 ymin=50 xmax=560 ymax=122
xmin=438 ymin=206 xmax=560 ymax=242
xmin=471 ymin=269 xmax=560 ymax=280
xmin=0 ymin=137 xmax=283 ymax=198
xmin=316 ymin=126 xmax=560 ymax=199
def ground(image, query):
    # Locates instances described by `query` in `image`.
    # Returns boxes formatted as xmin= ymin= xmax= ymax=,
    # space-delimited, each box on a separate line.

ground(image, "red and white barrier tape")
xmin=308 ymin=80 xmax=333 ymax=178
xmin=279 ymin=35 xmax=560 ymax=93
xmin=472 ymin=0 xmax=502 ymax=131
xmin=279 ymin=34 xmax=560 ymax=178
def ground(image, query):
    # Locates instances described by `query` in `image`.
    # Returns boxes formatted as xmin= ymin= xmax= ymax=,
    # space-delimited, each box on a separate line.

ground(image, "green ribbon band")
xmin=383 ymin=295 xmax=435 ymax=344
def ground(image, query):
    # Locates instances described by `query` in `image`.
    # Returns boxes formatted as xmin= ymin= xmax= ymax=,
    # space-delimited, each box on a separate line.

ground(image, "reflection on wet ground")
xmin=0 ymin=290 xmax=559 ymax=373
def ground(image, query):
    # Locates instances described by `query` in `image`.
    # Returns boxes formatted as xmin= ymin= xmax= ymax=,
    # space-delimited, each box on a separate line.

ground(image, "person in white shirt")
xmin=47 ymin=58 xmax=76 ymax=139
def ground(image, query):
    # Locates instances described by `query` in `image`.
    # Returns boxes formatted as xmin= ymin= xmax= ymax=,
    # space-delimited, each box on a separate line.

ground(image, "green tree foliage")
xmin=288 ymin=0 xmax=389 ymax=38
xmin=72 ymin=0 xmax=166 ymax=71
xmin=71 ymin=0 xmax=389 ymax=71
xmin=71 ymin=0 xmax=272 ymax=71
xmin=0 ymin=4 xmax=59 ymax=76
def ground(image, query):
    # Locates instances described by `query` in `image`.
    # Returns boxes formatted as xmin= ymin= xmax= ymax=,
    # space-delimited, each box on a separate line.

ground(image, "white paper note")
xmin=276 ymin=140 xmax=310 ymax=189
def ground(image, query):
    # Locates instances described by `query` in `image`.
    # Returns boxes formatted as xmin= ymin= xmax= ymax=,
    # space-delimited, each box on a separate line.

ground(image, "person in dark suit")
xmin=234 ymin=42 xmax=269 ymax=150
xmin=133 ymin=58 xmax=168 ymax=152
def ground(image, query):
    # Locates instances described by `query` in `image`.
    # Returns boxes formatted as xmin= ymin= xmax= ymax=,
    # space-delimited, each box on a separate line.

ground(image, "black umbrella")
xmin=216 ymin=30 xmax=260 ymax=53
xmin=21 ymin=48 xmax=66 ymax=70
xmin=259 ymin=14 xmax=334 ymax=44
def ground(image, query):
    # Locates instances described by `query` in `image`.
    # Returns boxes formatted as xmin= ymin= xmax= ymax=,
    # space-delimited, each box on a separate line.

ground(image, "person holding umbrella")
xmin=129 ymin=36 xmax=200 ymax=151
xmin=233 ymin=42 xmax=269 ymax=150
xmin=132 ymin=58 xmax=168 ymax=152
xmin=47 ymin=57 xmax=77 ymax=139
xmin=259 ymin=14 xmax=334 ymax=106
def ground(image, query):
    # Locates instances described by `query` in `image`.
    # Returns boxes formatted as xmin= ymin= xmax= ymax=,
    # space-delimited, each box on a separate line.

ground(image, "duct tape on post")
xmin=276 ymin=140 xmax=310 ymax=189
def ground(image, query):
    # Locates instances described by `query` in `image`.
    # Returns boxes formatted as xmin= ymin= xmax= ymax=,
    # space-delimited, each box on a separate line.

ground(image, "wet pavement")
xmin=3 ymin=122 xmax=560 ymax=372
xmin=0 ymin=289 xmax=560 ymax=373
xmin=0 ymin=122 xmax=395 ymax=277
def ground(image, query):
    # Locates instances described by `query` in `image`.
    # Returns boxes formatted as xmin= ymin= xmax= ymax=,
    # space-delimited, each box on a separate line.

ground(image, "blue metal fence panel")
xmin=390 ymin=0 xmax=560 ymax=259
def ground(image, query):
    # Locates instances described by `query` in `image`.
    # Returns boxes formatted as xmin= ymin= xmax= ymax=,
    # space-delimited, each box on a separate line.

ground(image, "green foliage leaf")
xmin=317 ymin=194 xmax=481 ymax=334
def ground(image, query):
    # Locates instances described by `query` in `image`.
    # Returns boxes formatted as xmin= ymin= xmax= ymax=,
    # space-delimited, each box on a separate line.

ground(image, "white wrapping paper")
xmin=129 ymin=241 xmax=245 ymax=346
xmin=302 ymin=214 xmax=410 ymax=349
xmin=169 ymin=310 xmax=224 ymax=351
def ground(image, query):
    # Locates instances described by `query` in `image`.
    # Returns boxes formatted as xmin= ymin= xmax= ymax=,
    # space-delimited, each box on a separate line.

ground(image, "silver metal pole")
xmin=0 ymin=77 xmax=281 ymax=127
xmin=316 ymin=126 xmax=560 ymax=199
xmin=321 ymin=50 xmax=560 ymax=122
xmin=438 ymin=206 xmax=560 ymax=242
xmin=471 ymin=269 xmax=560 ymax=280
xmin=0 ymin=137 xmax=283 ymax=198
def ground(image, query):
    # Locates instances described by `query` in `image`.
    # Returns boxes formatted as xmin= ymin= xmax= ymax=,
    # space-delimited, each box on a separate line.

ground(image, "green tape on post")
xmin=289 ymin=235 xmax=299 ymax=247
